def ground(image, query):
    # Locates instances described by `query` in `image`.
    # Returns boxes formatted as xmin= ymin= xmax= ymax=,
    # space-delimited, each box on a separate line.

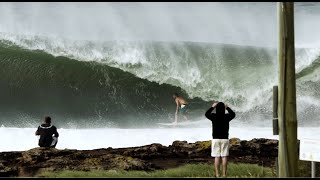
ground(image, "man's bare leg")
xmin=174 ymin=114 xmax=178 ymax=124
xmin=183 ymin=115 xmax=189 ymax=122
xmin=215 ymin=157 xmax=221 ymax=177
xmin=222 ymin=156 xmax=228 ymax=177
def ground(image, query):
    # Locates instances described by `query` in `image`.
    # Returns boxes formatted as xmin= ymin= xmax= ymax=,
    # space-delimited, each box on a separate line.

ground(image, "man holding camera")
xmin=205 ymin=101 xmax=236 ymax=177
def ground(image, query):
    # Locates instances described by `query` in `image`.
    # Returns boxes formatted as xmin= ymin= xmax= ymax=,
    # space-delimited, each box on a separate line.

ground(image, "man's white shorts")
xmin=211 ymin=139 xmax=229 ymax=157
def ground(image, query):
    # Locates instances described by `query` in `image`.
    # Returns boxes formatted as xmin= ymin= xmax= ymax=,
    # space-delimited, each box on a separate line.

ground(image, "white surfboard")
xmin=157 ymin=122 xmax=177 ymax=126
xmin=157 ymin=120 xmax=203 ymax=127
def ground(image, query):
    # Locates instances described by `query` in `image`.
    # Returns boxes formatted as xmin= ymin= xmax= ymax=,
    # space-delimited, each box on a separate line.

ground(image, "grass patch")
xmin=37 ymin=162 xmax=276 ymax=178
xmin=297 ymin=160 xmax=320 ymax=177
xmin=268 ymin=160 xmax=320 ymax=177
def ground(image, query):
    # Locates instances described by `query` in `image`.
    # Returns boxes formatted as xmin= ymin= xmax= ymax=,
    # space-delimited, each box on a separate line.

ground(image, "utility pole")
xmin=277 ymin=2 xmax=298 ymax=177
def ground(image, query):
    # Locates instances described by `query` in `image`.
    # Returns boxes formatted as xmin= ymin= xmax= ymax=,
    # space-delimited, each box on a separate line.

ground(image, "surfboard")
xmin=157 ymin=120 xmax=204 ymax=127
xmin=157 ymin=122 xmax=177 ymax=126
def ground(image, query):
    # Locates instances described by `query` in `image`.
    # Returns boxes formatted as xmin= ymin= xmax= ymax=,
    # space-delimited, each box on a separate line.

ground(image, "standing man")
xmin=205 ymin=101 xmax=236 ymax=177
xmin=35 ymin=116 xmax=59 ymax=148
xmin=172 ymin=93 xmax=189 ymax=124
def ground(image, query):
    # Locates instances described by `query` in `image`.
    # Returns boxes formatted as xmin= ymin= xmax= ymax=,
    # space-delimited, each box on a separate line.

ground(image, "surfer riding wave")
xmin=173 ymin=93 xmax=189 ymax=124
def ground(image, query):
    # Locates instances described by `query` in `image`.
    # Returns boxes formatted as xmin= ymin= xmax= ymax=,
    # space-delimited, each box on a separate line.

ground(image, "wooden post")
xmin=275 ymin=157 xmax=279 ymax=177
xmin=273 ymin=86 xmax=279 ymax=135
xmin=277 ymin=2 xmax=298 ymax=177
xmin=312 ymin=161 xmax=316 ymax=178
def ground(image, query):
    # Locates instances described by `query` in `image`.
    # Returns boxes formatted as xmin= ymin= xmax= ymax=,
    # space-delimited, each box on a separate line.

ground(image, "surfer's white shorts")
xmin=211 ymin=139 xmax=229 ymax=157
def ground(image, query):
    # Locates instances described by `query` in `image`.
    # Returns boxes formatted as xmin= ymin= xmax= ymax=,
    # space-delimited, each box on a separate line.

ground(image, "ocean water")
xmin=0 ymin=2 xmax=319 ymax=152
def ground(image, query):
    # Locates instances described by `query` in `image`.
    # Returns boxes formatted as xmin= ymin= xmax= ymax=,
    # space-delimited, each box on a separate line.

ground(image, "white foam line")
xmin=0 ymin=127 xmax=319 ymax=152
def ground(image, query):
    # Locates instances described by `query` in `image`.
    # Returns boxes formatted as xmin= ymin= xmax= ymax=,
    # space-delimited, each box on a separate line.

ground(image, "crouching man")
xmin=35 ymin=116 xmax=59 ymax=148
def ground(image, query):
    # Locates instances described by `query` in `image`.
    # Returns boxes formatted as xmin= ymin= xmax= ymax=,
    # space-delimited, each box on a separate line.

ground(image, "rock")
xmin=229 ymin=138 xmax=241 ymax=146
xmin=120 ymin=143 xmax=168 ymax=160
xmin=5 ymin=148 xmax=154 ymax=177
xmin=0 ymin=138 xmax=279 ymax=177
xmin=229 ymin=138 xmax=278 ymax=167
xmin=170 ymin=141 xmax=194 ymax=157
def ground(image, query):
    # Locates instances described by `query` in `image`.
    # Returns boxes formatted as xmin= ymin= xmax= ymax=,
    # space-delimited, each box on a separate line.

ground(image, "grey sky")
xmin=0 ymin=2 xmax=320 ymax=47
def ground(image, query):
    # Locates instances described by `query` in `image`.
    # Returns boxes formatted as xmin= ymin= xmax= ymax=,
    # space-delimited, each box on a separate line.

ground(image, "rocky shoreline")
xmin=0 ymin=138 xmax=278 ymax=177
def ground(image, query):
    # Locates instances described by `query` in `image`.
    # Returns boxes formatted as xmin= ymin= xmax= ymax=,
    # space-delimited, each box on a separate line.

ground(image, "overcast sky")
xmin=0 ymin=2 xmax=320 ymax=47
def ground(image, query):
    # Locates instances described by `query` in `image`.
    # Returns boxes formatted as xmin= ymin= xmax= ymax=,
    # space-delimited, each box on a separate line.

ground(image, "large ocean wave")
xmin=0 ymin=34 xmax=319 ymax=128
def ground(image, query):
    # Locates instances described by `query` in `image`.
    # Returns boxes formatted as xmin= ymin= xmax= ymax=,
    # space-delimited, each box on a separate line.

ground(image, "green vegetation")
xmin=34 ymin=160 xmax=320 ymax=178
xmin=37 ymin=162 xmax=276 ymax=178
xmin=297 ymin=160 xmax=320 ymax=177
xmin=270 ymin=160 xmax=320 ymax=177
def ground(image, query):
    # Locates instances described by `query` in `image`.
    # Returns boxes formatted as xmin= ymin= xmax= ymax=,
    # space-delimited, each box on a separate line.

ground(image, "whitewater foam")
xmin=1 ymin=126 xmax=319 ymax=152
